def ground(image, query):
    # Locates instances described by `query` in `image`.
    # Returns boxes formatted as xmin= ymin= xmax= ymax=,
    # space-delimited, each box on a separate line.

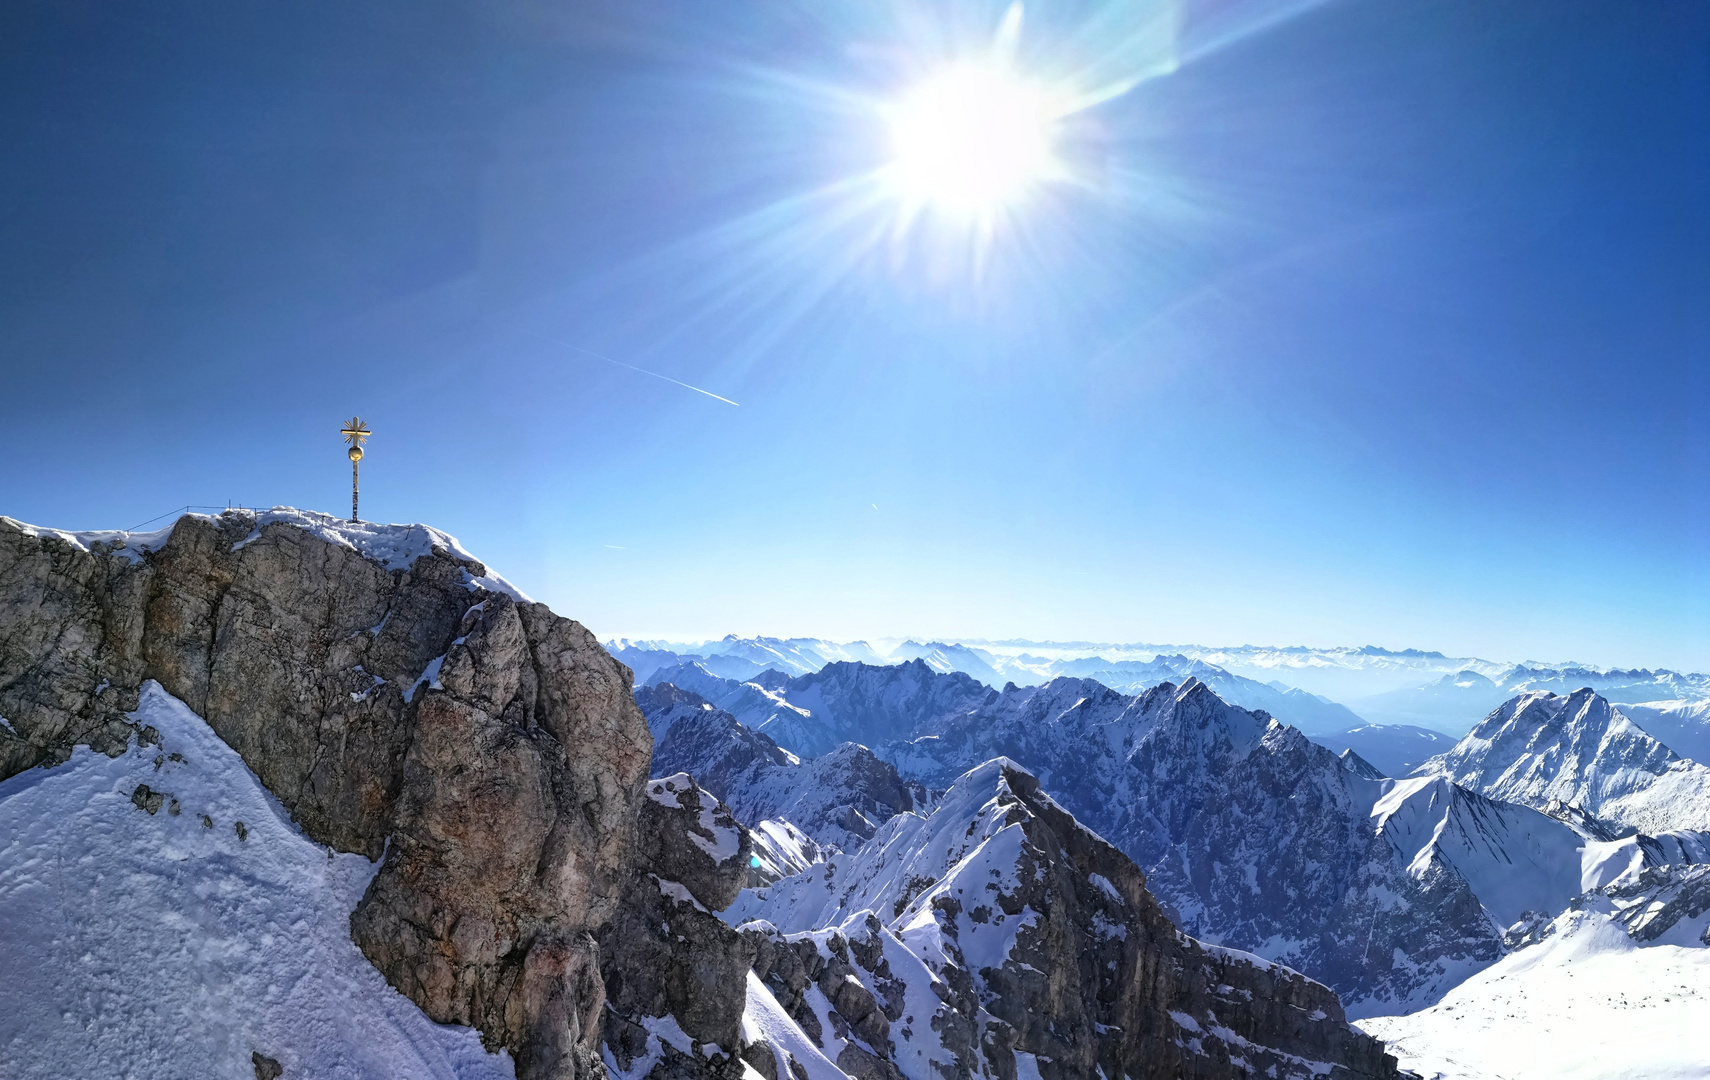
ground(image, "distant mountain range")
xmin=636 ymin=655 xmax=1710 ymax=1023
xmin=608 ymin=635 xmax=1710 ymax=742
xmin=613 ymin=637 xmax=1521 ymax=700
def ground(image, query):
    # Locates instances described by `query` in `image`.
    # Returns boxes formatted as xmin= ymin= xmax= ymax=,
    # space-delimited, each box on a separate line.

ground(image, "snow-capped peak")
xmin=1418 ymin=688 xmax=1710 ymax=834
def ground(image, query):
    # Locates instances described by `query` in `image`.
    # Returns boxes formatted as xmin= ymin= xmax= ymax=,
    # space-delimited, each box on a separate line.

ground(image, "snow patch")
xmin=406 ymin=654 xmax=449 ymax=703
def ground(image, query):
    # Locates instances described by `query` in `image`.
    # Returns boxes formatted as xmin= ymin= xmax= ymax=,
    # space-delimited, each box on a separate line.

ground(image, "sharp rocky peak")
xmin=726 ymin=757 xmax=1404 ymax=1080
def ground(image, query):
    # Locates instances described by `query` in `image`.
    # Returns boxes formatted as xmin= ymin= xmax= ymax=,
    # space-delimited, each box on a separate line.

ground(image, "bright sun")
xmin=886 ymin=64 xmax=1060 ymax=216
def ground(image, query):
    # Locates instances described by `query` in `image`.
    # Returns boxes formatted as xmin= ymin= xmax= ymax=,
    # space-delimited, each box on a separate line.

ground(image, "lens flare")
xmin=886 ymin=64 xmax=1060 ymax=216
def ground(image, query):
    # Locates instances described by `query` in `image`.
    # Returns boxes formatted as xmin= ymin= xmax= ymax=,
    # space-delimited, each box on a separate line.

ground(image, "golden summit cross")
xmin=341 ymin=417 xmax=371 ymax=522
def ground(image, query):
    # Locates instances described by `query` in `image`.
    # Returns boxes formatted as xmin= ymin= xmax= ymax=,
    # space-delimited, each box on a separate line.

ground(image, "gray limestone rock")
xmin=0 ymin=512 xmax=651 ymax=1080
xmin=601 ymin=774 xmax=756 ymax=1080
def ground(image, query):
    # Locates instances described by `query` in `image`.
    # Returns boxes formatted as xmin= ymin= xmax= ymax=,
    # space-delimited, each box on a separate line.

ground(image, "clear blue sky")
xmin=2 ymin=1 xmax=1705 ymax=669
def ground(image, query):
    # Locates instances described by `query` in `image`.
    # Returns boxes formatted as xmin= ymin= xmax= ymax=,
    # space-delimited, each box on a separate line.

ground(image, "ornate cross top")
xmin=342 ymin=417 xmax=371 ymax=450
xmin=341 ymin=416 xmax=371 ymax=522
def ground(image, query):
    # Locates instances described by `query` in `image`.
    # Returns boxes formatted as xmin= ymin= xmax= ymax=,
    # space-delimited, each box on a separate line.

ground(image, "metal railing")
xmin=125 ymin=504 xmax=267 ymax=532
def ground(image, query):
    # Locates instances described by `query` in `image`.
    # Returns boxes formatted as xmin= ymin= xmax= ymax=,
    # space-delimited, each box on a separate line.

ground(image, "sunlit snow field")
xmin=1357 ymin=910 xmax=1710 ymax=1080
xmin=0 ymin=683 xmax=513 ymax=1080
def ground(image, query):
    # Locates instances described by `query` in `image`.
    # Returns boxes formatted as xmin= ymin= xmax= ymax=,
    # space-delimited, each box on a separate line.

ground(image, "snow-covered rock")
xmin=867 ymin=676 xmax=1603 ymax=1014
xmin=1369 ymin=775 xmax=1588 ymax=932
xmin=646 ymin=661 xmax=816 ymax=741
xmin=645 ymin=692 xmax=925 ymax=852
xmin=644 ymin=660 xmax=992 ymax=760
xmin=646 ymin=658 xmax=1710 ymax=1020
xmin=634 ymin=681 xmax=736 ymax=743
xmin=727 ymin=760 xmax=1404 ymax=1080
xmin=746 ymin=819 xmax=829 ymax=885
xmin=0 ymin=682 xmax=513 ymax=1080
xmin=1419 ymin=688 xmax=1710 ymax=833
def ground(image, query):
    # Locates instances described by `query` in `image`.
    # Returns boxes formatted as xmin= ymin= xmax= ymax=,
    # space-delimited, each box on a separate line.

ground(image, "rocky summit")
xmin=0 ymin=509 xmax=660 ymax=1079
xmin=0 ymin=509 xmax=1404 ymax=1080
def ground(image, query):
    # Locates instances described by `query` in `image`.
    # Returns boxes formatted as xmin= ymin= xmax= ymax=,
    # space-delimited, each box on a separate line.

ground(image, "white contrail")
xmin=524 ymin=331 xmax=740 ymax=407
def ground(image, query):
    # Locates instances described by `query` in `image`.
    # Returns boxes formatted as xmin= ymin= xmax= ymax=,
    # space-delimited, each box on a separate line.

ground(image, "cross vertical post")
xmin=341 ymin=417 xmax=371 ymax=523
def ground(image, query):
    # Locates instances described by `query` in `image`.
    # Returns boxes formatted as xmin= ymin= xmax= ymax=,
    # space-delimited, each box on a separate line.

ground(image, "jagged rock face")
xmin=643 ymin=690 xmax=925 ymax=851
xmin=759 ymin=659 xmax=993 ymax=755
xmin=1600 ymin=863 xmax=1710 ymax=943
xmin=601 ymin=775 xmax=756 ymax=1080
xmin=730 ymin=761 xmax=1402 ymax=1080
xmin=1501 ymin=860 xmax=1710 ymax=955
xmin=0 ymin=512 xmax=651 ymax=1079
xmin=871 ymin=676 xmax=1521 ymax=1013
xmin=348 ymin=594 xmax=651 ymax=1078
xmin=643 ymin=660 xmax=992 ymax=760
xmin=641 ymin=665 xmax=815 ymax=745
xmin=642 ymin=685 xmax=800 ymax=776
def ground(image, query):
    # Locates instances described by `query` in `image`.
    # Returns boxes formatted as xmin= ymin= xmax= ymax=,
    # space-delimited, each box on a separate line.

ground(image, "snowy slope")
xmin=726 ymin=758 xmax=1045 ymax=936
xmin=738 ymin=971 xmax=850 ymax=1080
xmin=1619 ymin=698 xmax=1710 ymax=765
xmin=746 ymin=820 xmax=829 ymax=884
xmin=864 ymin=676 xmax=1653 ymax=1014
xmin=0 ymin=681 xmax=512 ymax=1080
xmin=1420 ymin=689 xmax=1710 ymax=833
xmin=1370 ymin=775 xmax=1587 ymax=932
xmin=1358 ymin=904 xmax=1710 ymax=1080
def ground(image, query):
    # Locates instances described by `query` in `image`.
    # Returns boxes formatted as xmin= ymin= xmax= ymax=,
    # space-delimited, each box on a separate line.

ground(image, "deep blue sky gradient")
xmin=2 ymin=1 xmax=1705 ymax=667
